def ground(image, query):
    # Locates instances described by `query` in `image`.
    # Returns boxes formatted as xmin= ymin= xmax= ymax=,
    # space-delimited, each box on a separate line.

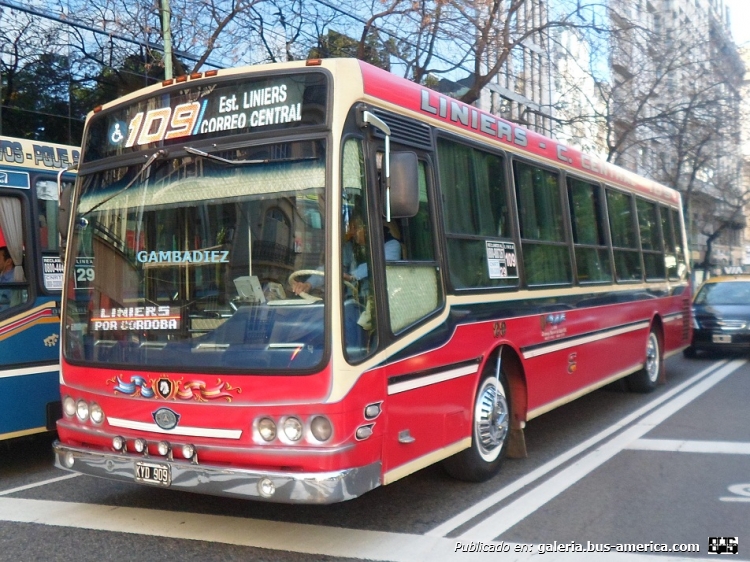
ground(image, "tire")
xmin=442 ymin=373 xmax=511 ymax=482
xmin=627 ymin=328 xmax=662 ymax=393
xmin=682 ymin=345 xmax=697 ymax=359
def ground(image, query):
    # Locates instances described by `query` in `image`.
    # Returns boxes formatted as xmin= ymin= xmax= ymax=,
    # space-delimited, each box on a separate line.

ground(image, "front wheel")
xmin=627 ymin=328 xmax=662 ymax=393
xmin=442 ymin=374 xmax=510 ymax=482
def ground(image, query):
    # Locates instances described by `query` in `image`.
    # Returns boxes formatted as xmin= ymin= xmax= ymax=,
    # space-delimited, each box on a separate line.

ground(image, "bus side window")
xmin=670 ymin=208 xmax=688 ymax=280
xmin=437 ymin=137 xmax=516 ymax=289
xmin=606 ymin=189 xmax=643 ymax=282
xmin=567 ymin=178 xmax=612 ymax=284
xmin=36 ymin=178 xmax=63 ymax=252
xmin=385 ymin=161 xmax=443 ymax=334
xmin=513 ymin=160 xmax=571 ymax=286
xmin=636 ymin=198 xmax=665 ymax=280
xmin=0 ymin=195 xmax=30 ymax=312
xmin=342 ymin=138 xmax=377 ymax=361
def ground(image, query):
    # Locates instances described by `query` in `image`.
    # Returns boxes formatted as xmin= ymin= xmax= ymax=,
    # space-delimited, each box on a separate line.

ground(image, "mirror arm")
xmin=57 ymin=164 xmax=77 ymax=264
xmin=56 ymin=164 xmax=76 ymax=201
xmin=358 ymin=109 xmax=392 ymax=221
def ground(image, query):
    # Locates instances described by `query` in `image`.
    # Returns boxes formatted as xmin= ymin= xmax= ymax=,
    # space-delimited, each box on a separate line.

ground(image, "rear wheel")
xmin=442 ymin=373 xmax=510 ymax=482
xmin=627 ymin=328 xmax=662 ymax=393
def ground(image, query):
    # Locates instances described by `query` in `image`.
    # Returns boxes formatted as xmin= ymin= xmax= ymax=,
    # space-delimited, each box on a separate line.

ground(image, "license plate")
xmin=134 ymin=461 xmax=171 ymax=486
xmin=712 ymin=334 xmax=732 ymax=344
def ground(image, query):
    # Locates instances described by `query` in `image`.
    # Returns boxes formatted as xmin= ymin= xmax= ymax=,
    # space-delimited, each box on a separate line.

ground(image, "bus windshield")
xmin=63 ymin=139 xmax=327 ymax=373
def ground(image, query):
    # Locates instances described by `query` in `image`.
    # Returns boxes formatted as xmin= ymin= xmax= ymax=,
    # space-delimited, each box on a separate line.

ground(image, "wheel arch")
xmin=650 ymin=313 xmax=665 ymax=348
xmin=480 ymin=342 xmax=528 ymax=458
xmin=649 ymin=313 xmax=666 ymax=385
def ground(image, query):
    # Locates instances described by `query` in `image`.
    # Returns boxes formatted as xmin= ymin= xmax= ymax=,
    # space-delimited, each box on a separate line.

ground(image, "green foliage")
xmin=1 ymin=50 xmax=172 ymax=145
xmin=1 ymin=53 xmax=85 ymax=144
xmin=308 ymin=30 xmax=390 ymax=71
xmin=80 ymin=52 xmax=167 ymax=110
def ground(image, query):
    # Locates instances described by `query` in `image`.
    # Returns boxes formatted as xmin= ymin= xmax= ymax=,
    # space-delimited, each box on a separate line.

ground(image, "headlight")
xmin=310 ymin=416 xmax=332 ymax=442
xmin=63 ymin=396 xmax=76 ymax=417
xmin=112 ymin=436 xmax=125 ymax=451
xmin=89 ymin=403 xmax=104 ymax=424
xmin=181 ymin=444 xmax=195 ymax=459
xmin=133 ymin=438 xmax=147 ymax=453
xmin=157 ymin=441 xmax=170 ymax=456
xmin=282 ymin=417 xmax=303 ymax=442
xmin=257 ymin=417 xmax=277 ymax=442
xmin=75 ymin=400 xmax=89 ymax=422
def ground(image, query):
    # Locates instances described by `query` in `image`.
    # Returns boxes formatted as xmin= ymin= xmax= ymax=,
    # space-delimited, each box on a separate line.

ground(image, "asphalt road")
xmin=0 ymin=353 xmax=747 ymax=561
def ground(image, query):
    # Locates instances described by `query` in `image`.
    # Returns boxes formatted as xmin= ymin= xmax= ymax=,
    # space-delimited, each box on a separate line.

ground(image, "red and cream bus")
xmin=54 ymin=58 xmax=691 ymax=503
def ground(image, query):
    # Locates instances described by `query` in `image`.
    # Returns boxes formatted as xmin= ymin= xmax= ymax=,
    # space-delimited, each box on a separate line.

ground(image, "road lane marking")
xmin=720 ymin=483 xmax=750 ymax=502
xmin=0 ymin=497 xmax=721 ymax=562
xmin=427 ymin=360 xmax=729 ymax=537
xmin=457 ymin=359 xmax=747 ymax=541
xmin=627 ymin=439 xmax=750 ymax=455
xmin=0 ymin=497 xmax=526 ymax=562
xmin=0 ymin=473 xmax=81 ymax=496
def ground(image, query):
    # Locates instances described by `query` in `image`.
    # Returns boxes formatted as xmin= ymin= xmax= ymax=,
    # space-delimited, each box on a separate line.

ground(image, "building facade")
xmin=468 ymin=0 xmax=555 ymax=137
xmin=609 ymin=0 xmax=745 ymax=271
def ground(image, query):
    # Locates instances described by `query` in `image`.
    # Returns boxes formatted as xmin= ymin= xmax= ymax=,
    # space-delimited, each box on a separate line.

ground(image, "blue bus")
xmin=0 ymin=135 xmax=78 ymax=440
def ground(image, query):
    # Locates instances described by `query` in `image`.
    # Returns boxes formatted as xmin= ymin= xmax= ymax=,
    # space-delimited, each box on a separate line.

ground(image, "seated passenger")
xmin=0 ymin=246 xmax=15 ymax=311
xmin=383 ymin=222 xmax=402 ymax=261
xmin=0 ymin=246 xmax=13 ymax=283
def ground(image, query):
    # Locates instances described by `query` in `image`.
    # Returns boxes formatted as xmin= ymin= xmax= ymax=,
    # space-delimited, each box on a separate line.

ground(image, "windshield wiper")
xmin=184 ymin=146 xmax=266 ymax=165
xmin=183 ymin=146 xmax=317 ymax=166
xmin=82 ymin=149 xmax=168 ymax=216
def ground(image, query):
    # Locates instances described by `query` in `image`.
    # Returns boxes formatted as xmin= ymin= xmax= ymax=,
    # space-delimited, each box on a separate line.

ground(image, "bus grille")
xmin=371 ymin=110 xmax=433 ymax=150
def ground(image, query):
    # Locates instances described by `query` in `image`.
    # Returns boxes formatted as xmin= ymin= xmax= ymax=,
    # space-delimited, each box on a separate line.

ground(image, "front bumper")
xmin=53 ymin=441 xmax=381 ymax=504
xmin=692 ymin=330 xmax=750 ymax=353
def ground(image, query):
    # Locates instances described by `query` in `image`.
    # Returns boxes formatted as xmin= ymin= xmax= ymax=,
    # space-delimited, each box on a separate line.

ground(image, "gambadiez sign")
xmin=84 ymin=70 xmax=328 ymax=162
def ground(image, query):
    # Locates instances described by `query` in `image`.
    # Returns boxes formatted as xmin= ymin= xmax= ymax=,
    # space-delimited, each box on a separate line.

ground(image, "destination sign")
xmin=91 ymin=305 xmax=180 ymax=332
xmin=0 ymin=138 xmax=79 ymax=170
xmin=85 ymin=70 xmax=328 ymax=162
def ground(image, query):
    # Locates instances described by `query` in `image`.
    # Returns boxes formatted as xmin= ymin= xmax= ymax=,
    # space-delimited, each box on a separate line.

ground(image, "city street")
xmin=0 ymin=353 xmax=747 ymax=561
xmin=2 ymin=1 xmax=749 ymax=560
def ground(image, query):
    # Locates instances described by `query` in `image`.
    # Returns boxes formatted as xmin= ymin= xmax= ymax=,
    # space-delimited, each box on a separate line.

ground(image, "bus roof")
xmin=357 ymin=61 xmax=680 ymax=206
xmin=83 ymin=58 xmax=679 ymax=206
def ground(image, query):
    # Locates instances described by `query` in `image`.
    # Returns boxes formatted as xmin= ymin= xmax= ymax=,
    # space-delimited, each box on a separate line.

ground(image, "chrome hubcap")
xmin=645 ymin=333 xmax=659 ymax=382
xmin=475 ymin=379 xmax=509 ymax=462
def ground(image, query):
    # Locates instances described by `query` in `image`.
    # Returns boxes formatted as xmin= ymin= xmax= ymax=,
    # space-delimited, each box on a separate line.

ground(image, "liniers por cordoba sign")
xmin=91 ymin=306 xmax=180 ymax=332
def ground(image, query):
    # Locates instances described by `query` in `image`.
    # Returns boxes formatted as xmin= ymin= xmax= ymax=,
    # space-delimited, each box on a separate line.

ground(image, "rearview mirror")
xmin=385 ymin=151 xmax=419 ymax=219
